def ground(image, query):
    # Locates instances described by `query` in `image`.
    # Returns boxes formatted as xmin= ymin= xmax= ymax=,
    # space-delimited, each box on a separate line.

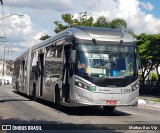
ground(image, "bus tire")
xmin=55 ymin=85 xmax=61 ymax=110
xmin=33 ymin=83 xmax=37 ymax=101
xmin=103 ymin=106 xmax=116 ymax=112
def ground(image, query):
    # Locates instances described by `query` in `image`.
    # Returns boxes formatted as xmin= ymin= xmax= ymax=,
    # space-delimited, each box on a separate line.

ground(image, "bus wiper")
xmin=92 ymin=38 xmax=97 ymax=46
xmin=118 ymin=40 xmax=123 ymax=53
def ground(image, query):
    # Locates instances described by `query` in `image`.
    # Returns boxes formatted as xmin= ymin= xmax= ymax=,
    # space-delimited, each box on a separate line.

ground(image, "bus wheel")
xmin=103 ymin=106 xmax=116 ymax=112
xmin=55 ymin=86 xmax=62 ymax=110
xmin=33 ymin=83 xmax=37 ymax=101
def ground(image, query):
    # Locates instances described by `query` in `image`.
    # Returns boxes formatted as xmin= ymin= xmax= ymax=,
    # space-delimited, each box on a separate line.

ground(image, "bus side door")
xmin=38 ymin=51 xmax=44 ymax=97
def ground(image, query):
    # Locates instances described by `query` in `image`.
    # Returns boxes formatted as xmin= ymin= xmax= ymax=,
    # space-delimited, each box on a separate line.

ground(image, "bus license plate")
xmin=106 ymin=100 xmax=117 ymax=105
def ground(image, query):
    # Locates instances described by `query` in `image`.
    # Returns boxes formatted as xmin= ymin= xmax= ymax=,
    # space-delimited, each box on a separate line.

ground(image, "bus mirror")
xmin=70 ymin=50 xmax=76 ymax=63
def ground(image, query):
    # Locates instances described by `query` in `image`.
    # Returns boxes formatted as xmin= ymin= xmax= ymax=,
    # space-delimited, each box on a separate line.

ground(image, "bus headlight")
xmin=75 ymin=78 xmax=89 ymax=90
xmin=132 ymin=81 xmax=139 ymax=92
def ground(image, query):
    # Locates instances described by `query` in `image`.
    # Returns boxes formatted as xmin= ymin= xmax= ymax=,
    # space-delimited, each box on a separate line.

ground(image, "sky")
xmin=0 ymin=0 xmax=160 ymax=60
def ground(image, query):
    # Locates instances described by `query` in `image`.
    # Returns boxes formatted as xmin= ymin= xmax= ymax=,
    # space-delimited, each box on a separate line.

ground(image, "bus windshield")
xmin=75 ymin=43 xmax=138 ymax=78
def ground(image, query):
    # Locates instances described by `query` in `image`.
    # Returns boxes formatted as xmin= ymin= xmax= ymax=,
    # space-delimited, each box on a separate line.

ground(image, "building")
xmin=0 ymin=60 xmax=13 ymax=84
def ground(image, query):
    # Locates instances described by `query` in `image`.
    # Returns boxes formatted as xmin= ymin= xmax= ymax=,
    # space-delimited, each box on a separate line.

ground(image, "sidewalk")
xmin=138 ymin=95 xmax=160 ymax=111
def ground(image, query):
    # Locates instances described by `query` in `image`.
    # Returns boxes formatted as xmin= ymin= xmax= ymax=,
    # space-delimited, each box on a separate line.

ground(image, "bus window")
xmin=45 ymin=46 xmax=50 ymax=58
xmin=45 ymin=46 xmax=51 ymax=78
xmin=56 ymin=45 xmax=63 ymax=58
xmin=77 ymin=52 xmax=88 ymax=74
xmin=51 ymin=44 xmax=56 ymax=57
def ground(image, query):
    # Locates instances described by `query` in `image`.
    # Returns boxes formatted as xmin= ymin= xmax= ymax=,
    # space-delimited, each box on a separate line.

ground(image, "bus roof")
xmin=15 ymin=48 xmax=30 ymax=61
xmin=32 ymin=26 xmax=136 ymax=50
xmin=15 ymin=27 xmax=136 ymax=60
xmin=68 ymin=26 xmax=136 ymax=42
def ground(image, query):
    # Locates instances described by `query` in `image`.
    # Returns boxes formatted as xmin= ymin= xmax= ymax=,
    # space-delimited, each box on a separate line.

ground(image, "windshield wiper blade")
xmin=118 ymin=40 xmax=123 ymax=53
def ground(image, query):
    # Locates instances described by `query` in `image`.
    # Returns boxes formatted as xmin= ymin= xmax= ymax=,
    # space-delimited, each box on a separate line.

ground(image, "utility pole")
xmin=2 ymin=45 xmax=5 ymax=77
xmin=0 ymin=0 xmax=23 ymax=83
xmin=1 ymin=45 xmax=9 ymax=79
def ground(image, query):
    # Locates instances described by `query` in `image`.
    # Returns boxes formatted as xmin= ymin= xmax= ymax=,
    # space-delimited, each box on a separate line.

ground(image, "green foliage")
xmin=136 ymin=34 xmax=160 ymax=64
xmin=152 ymin=73 xmax=158 ymax=81
xmin=40 ymin=35 xmax=51 ymax=41
xmin=54 ymin=12 xmax=94 ymax=33
xmin=54 ymin=12 xmax=128 ymax=33
xmin=94 ymin=16 xmax=110 ymax=27
xmin=136 ymin=33 xmax=160 ymax=86
xmin=54 ymin=21 xmax=69 ymax=33
xmin=93 ymin=16 xmax=127 ymax=29
xmin=152 ymin=99 xmax=160 ymax=102
xmin=110 ymin=18 xmax=127 ymax=29
xmin=139 ymin=73 xmax=143 ymax=80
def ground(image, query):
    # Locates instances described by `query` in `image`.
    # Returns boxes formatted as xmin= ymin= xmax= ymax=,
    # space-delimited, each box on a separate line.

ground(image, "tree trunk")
xmin=140 ymin=72 xmax=146 ymax=94
xmin=157 ymin=76 xmax=160 ymax=96
xmin=140 ymin=63 xmax=154 ymax=94
xmin=155 ymin=63 xmax=160 ymax=96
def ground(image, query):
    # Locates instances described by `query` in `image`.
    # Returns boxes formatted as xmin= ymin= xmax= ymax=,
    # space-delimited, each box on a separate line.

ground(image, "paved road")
xmin=0 ymin=85 xmax=160 ymax=133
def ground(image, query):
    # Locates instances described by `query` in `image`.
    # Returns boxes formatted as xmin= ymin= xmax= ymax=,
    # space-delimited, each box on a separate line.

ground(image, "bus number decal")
xmin=121 ymin=89 xmax=130 ymax=93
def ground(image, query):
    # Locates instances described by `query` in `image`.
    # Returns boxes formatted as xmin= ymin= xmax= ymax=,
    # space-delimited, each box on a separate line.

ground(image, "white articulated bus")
xmin=13 ymin=26 xmax=140 ymax=112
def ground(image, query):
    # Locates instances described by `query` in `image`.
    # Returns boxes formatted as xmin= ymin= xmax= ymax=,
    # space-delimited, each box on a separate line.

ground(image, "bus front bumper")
xmin=70 ymin=89 xmax=139 ymax=107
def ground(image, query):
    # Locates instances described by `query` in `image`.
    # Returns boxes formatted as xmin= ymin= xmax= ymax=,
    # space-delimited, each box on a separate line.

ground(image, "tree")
xmin=110 ymin=18 xmax=127 ymax=29
xmin=54 ymin=21 xmax=69 ymax=33
xmin=54 ymin=11 xmax=130 ymax=33
xmin=94 ymin=16 xmax=127 ymax=30
xmin=94 ymin=16 xmax=110 ymax=27
xmin=136 ymin=33 xmax=160 ymax=95
xmin=136 ymin=34 xmax=154 ymax=86
xmin=39 ymin=35 xmax=51 ymax=41
xmin=54 ymin=12 xmax=94 ymax=33
xmin=148 ymin=35 xmax=160 ymax=94
xmin=54 ymin=12 xmax=128 ymax=33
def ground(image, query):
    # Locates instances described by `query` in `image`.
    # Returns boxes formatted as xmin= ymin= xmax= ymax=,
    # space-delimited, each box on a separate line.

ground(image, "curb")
xmin=138 ymin=99 xmax=160 ymax=111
